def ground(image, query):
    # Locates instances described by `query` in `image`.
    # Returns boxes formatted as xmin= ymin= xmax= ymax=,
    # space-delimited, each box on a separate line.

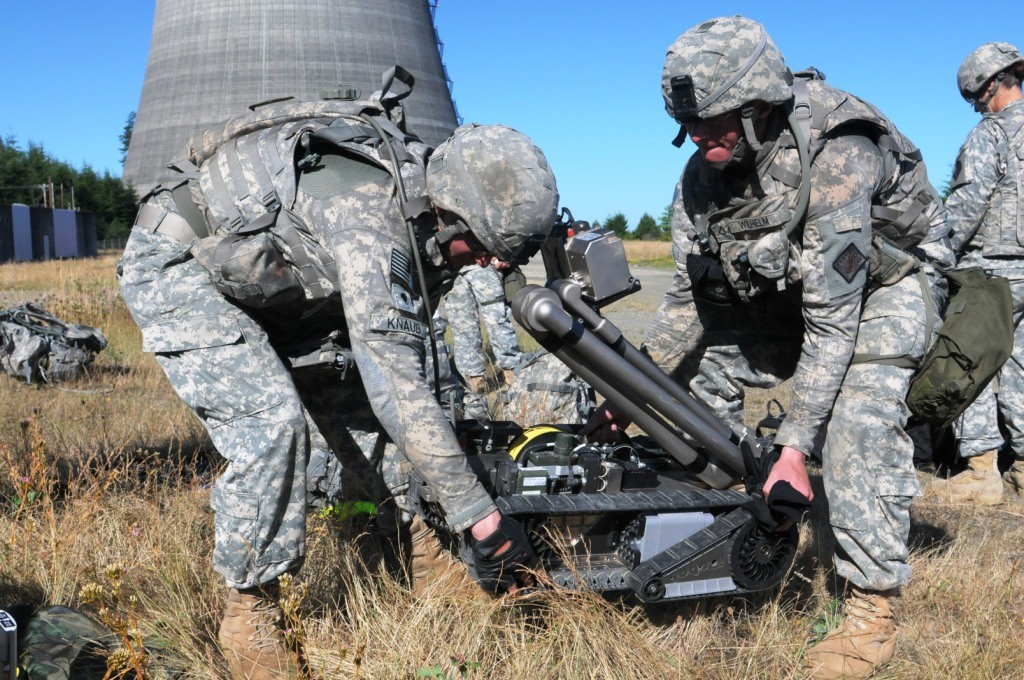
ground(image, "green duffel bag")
xmin=906 ymin=267 xmax=1014 ymax=427
xmin=16 ymin=606 xmax=186 ymax=680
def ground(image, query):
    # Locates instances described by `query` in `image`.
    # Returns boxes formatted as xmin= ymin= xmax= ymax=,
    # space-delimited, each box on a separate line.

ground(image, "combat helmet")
xmin=427 ymin=124 xmax=559 ymax=264
xmin=957 ymin=42 xmax=1023 ymax=102
xmin=662 ymin=15 xmax=793 ymax=149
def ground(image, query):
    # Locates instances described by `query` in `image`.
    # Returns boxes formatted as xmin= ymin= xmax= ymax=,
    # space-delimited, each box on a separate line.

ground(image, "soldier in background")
xmin=445 ymin=260 xmax=524 ymax=409
xmin=118 ymin=102 xmax=557 ymax=678
xmin=584 ymin=16 xmax=953 ymax=679
xmin=930 ymin=43 xmax=1024 ymax=505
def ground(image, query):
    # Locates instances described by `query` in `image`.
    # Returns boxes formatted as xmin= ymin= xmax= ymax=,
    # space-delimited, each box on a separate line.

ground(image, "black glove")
xmin=742 ymin=443 xmax=779 ymax=495
xmin=741 ymin=445 xmax=812 ymax=530
xmin=466 ymin=516 xmax=539 ymax=594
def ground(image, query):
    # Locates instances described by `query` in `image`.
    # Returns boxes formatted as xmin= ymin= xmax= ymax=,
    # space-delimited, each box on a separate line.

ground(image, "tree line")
xmin=0 ymin=136 xmax=139 ymax=240
xmin=593 ymin=204 xmax=674 ymax=241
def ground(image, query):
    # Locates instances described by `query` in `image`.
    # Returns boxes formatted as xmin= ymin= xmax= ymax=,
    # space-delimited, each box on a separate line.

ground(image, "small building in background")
xmin=0 ymin=204 xmax=99 ymax=263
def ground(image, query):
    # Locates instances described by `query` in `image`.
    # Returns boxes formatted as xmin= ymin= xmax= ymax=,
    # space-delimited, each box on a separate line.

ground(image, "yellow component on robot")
xmin=507 ymin=425 xmax=565 ymax=461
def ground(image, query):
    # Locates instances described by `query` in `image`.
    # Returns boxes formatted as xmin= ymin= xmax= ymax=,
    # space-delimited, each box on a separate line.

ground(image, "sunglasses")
xmin=965 ymin=72 xmax=1006 ymax=108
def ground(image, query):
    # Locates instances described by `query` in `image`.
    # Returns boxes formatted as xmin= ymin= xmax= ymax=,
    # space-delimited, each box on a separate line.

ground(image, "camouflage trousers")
xmin=955 ymin=265 xmax=1024 ymax=460
xmin=445 ymin=264 xmax=522 ymax=377
xmin=118 ymin=219 xmax=407 ymax=589
xmin=684 ymin=275 xmax=930 ymax=591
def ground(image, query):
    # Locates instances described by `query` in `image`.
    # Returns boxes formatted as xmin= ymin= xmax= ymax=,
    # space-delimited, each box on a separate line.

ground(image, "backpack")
xmin=0 ymin=303 xmax=107 ymax=385
xmin=905 ymin=268 xmax=1014 ymax=427
xmin=16 ymin=606 xmax=110 ymax=680
xmin=12 ymin=606 xmax=185 ymax=680
xmin=504 ymin=351 xmax=595 ymax=426
xmin=160 ymin=66 xmax=428 ymax=309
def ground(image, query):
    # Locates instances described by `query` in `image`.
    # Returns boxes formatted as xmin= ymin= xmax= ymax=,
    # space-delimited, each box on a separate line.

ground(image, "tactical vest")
xmin=965 ymin=101 xmax=1024 ymax=257
xmin=155 ymin=67 xmax=432 ymax=308
xmin=689 ymin=75 xmax=939 ymax=299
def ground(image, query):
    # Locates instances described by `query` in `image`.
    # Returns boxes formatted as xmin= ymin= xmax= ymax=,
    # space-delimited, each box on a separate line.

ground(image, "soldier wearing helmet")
xmin=443 ymin=261 xmax=525 ymax=410
xmin=585 ymin=15 xmax=953 ymax=679
xmin=118 ymin=81 xmax=557 ymax=678
xmin=931 ymin=43 xmax=1024 ymax=506
xmin=429 ymin=125 xmax=542 ymax=409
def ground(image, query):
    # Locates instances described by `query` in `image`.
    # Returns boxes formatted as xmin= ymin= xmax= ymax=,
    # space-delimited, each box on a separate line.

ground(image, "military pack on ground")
xmin=0 ymin=303 xmax=107 ymax=385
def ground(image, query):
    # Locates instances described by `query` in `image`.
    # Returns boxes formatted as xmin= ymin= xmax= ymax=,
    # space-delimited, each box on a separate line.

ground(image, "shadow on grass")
xmin=85 ymin=435 xmax=223 ymax=489
xmin=83 ymin=364 xmax=134 ymax=378
xmin=908 ymin=517 xmax=953 ymax=555
xmin=0 ymin=576 xmax=49 ymax=630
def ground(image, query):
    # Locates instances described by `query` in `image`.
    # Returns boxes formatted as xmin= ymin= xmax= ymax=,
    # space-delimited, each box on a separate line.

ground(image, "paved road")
xmin=516 ymin=260 xmax=675 ymax=345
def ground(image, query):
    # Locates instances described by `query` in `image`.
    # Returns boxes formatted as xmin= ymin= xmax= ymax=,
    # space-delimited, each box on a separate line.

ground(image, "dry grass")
xmin=0 ymin=255 xmax=1022 ymax=679
xmin=623 ymin=239 xmax=674 ymax=269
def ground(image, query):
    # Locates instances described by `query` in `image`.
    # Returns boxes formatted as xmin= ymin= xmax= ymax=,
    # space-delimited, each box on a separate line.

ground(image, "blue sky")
xmin=0 ymin=1 xmax=1018 ymax=228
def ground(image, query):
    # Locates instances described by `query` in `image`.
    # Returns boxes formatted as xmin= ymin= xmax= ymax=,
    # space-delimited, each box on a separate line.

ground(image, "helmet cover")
xmin=662 ymin=15 xmax=793 ymax=122
xmin=957 ymin=42 xmax=1023 ymax=100
xmin=427 ymin=124 xmax=559 ymax=263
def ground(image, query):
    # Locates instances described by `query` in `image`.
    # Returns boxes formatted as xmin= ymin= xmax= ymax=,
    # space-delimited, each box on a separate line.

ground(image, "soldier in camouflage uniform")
xmin=931 ymin=43 xmax=1024 ymax=506
xmin=505 ymin=350 xmax=595 ymax=426
xmin=118 ymin=100 xmax=558 ymax=678
xmin=583 ymin=16 xmax=953 ymax=679
xmin=445 ymin=261 xmax=523 ymax=405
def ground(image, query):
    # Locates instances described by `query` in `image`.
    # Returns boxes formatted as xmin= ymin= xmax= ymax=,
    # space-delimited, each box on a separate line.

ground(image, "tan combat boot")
xmin=1003 ymin=459 xmax=1024 ymax=497
xmin=218 ymin=586 xmax=303 ymax=679
xmin=928 ymin=450 xmax=1003 ymax=506
xmin=803 ymin=588 xmax=897 ymax=679
xmin=409 ymin=514 xmax=475 ymax=597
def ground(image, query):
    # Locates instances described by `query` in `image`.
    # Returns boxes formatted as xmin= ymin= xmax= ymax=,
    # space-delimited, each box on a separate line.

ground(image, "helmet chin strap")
xmin=966 ymin=70 xmax=1007 ymax=112
xmin=425 ymin=216 xmax=472 ymax=266
xmin=973 ymin=72 xmax=1006 ymax=113
xmin=739 ymin=105 xmax=763 ymax=151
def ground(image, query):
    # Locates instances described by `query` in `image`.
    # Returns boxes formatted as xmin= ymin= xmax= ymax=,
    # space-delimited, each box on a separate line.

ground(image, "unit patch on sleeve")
xmin=832 ymin=242 xmax=867 ymax=284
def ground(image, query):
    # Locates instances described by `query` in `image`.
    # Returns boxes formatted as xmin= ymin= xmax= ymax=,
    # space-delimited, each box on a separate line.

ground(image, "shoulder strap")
xmin=777 ymin=80 xmax=813 ymax=239
xmin=791 ymin=79 xmax=813 ymax=155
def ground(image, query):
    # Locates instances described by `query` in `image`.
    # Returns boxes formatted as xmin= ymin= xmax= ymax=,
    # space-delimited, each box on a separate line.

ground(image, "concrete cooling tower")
xmin=123 ymin=0 xmax=459 ymax=196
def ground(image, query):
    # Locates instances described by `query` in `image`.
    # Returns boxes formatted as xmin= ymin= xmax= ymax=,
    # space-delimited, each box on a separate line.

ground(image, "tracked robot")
xmin=411 ymin=211 xmax=804 ymax=602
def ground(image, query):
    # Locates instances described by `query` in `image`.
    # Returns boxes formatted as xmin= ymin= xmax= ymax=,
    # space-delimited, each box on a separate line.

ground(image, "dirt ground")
xmin=519 ymin=261 xmax=674 ymax=344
